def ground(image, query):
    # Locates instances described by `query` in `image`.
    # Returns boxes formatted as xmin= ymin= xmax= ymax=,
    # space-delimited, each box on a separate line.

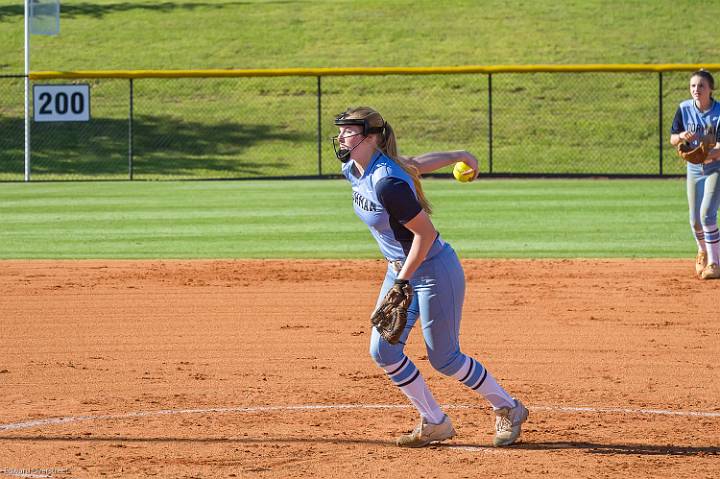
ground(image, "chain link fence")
xmin=0 ymin=68 xmax=704 ymax=181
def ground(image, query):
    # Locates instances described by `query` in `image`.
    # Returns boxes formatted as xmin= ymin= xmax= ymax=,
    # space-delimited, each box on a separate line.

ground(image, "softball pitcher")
xmin=670 ymin=70 xmax=720 ymax=279
xmin=332 ymin=106 xmax=528 ymax=447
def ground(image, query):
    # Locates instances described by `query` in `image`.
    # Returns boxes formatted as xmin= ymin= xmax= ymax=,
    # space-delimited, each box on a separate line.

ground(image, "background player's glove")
xmin=371 ymin=279 xmax=413 ymax=344
xmin=677 ymin=134 xmax=715 ymax=165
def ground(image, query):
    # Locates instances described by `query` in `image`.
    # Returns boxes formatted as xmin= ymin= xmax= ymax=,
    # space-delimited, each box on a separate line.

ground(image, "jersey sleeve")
xmin=375 ymin=177 xmax=423 ymax=224
xmin=670 ymin=107 xmax=684 ymax=134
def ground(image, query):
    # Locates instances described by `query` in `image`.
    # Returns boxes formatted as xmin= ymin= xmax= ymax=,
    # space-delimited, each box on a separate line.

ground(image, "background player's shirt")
xmin=342 ymin=151 xmax=445 ymax=261
xmin=671 ymin=99 xmax=720 ymax=139
xmin=672 ymin=99 xmax=720 ymax=168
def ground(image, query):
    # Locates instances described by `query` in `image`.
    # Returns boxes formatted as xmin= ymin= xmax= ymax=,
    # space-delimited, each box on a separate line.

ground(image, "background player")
xmin=670 ymin=70 xmax=720 ymax=279
xmin=332 ymin=106 xmax=528 ymax=447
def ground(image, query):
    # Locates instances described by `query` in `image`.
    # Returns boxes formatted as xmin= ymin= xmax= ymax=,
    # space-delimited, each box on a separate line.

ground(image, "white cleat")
xmin=700 ymin=262 xmax=720 ymax=280
xmin=396 ymin=415 xmax=456 ymax=448
xmin=493 ymin=398 xmax=529 ymax=447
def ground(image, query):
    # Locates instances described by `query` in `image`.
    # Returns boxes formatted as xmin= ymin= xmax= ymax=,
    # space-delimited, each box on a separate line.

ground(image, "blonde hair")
xmin=341 ymin=106 xmax=432 ymax=215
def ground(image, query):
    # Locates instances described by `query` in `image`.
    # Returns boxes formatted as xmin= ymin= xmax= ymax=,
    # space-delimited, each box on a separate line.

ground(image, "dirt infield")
xmin=1 ymin=259 xmax=718 ymax=479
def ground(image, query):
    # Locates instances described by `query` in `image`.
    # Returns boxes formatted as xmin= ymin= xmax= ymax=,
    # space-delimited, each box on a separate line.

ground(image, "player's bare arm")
xmin=671 ymin=131 xmax=699 ymax=146
xmin=706 ymin=144 xmax=720 ymax=161
xmin=395 ymin=210 xmax=437 ymax=281
xmin=408 ymin=150 xmax=479 ymax=178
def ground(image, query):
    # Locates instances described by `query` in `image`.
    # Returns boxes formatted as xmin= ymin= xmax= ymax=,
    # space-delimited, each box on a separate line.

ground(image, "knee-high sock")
xmin=693 ymin=228 xmax=706 ymax=252
xmin=382 ymin=356 xmax=445 ymax=424
xmin=452 ymin=356 xmax=515 ymax=409
xmin=703 ymin=224 xmax=719 ymax=264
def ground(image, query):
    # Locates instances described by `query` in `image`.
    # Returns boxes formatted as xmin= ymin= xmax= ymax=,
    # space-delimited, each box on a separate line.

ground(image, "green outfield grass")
xmin=0 ymin=178 xmax=693 ymax=259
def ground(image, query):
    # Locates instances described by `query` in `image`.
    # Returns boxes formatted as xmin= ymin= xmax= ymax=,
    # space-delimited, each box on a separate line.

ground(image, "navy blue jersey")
xmin=671 ymin=99 xmax=720 ymax=143
xmin=342 ymin=151 xmax=445 ymax=261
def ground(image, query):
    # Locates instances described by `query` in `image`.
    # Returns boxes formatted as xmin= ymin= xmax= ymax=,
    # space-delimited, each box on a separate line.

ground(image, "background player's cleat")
xmin=493 ymin=399 xmax=529 ymax=447
xmin=396 ymin=415 xmax=456 ymax=448
xmin=696 ymin=251 xmax=708 ymax=276
xmin=700 ymin=262 xmax=720 ymax=279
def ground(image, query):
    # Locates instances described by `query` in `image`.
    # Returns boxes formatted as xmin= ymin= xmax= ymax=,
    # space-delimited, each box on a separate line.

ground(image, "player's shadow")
xmin=1 ymin=435 xmax=718 ymax=457
xmin=469 ymin=440 xmax=720 ymax=456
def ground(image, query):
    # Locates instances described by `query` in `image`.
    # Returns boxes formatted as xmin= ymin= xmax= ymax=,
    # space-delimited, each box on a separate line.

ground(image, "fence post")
xmin=488 ymin=73 xmax=493 ymax=175
xmin=658 ymin=72 xmax=663 ymax=176
xmin=128 ymin=78 xmax=134 ymax=180
xmin=24 ymin=1 xmax=30 ymax=182
xmin=317 ymin=76 xmax=322 ymax=177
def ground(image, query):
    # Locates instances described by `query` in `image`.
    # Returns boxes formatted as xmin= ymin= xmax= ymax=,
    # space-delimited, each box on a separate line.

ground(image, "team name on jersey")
xmin=353 ymin=191 xmax=381 ymax=212
xmin=685 ymin=120 xmax=718 ymax=136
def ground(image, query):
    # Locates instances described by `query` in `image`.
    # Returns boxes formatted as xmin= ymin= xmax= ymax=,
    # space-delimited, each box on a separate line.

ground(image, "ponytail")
xmin=377 ymin=121 xmax=433 ymax=215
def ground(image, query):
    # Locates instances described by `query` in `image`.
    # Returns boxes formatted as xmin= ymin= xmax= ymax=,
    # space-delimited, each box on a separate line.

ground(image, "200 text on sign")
xmin=33 ymin=84 xmax=90 ymax=122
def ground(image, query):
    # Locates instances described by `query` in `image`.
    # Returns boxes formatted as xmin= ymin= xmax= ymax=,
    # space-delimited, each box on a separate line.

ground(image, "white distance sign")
xmin=33 ymin=84 xmax=90 ymax=122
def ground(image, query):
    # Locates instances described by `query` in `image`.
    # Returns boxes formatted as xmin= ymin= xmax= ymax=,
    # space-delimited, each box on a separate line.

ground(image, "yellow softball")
xmin=452 ymin=162 xmax=475 ymax=182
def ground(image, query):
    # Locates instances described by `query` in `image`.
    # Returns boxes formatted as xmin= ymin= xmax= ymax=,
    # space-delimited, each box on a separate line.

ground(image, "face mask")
xmin=332 ymin=133 xmax=367 ymax=163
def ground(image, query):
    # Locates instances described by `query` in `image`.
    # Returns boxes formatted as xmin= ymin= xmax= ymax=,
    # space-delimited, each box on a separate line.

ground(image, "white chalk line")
xmin=0 ymin=469 xmax=69 ymax=479
xmin=1 ymin=473 xmax=52 ymax=479
xmin=0 ymin=403 xmax=718 ymax=433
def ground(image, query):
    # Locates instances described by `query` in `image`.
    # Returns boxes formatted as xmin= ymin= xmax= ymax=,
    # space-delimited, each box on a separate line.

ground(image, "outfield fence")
xmin=1 ymin=64 xmax=719 ymax=181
